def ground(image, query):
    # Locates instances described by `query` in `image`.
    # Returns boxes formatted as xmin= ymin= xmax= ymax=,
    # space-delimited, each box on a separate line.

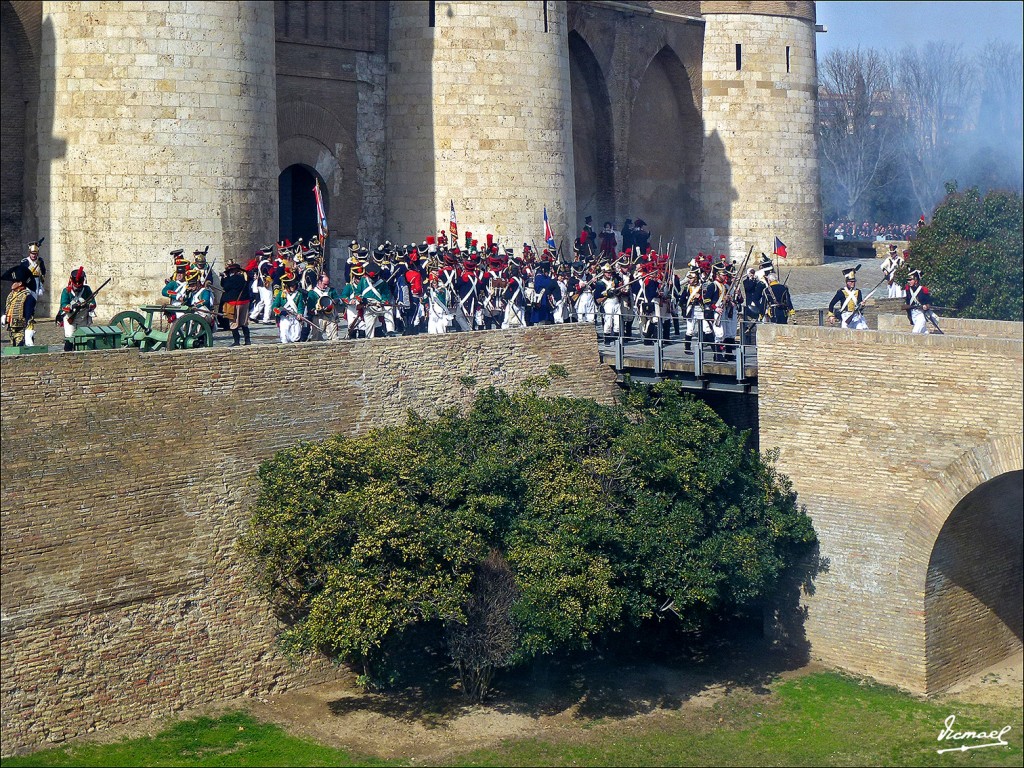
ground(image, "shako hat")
xmin=842 ymin=264 xmax=861 ymax=281
xmin=170 ymin=248 xmax=184 ymax=258
xmin=349 ymin=240 xmax=360 ymax=253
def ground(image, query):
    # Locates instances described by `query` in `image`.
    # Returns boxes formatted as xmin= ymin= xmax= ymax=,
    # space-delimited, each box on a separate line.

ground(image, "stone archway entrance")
xmin=278 ymin=164 xmax=326 ymax=246
xmin=925 ymin=470 xmax=1023 ymax=692
xmin=626 ymin=46 xmax=702 ymax=241
xmin=569 ymin=31 xmax=614 ymax=228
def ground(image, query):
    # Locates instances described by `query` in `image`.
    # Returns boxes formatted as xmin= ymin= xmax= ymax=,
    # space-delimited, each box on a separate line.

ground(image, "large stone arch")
xmin=277 ymin=99 xmax=358 ymax=247
xmin=568 ymin=30 xmax=614 ymax=228
xmin=626 ymin=45 xmax=702 ymax=243
xmin=895 ymin=435 xmax=1024 ymax=692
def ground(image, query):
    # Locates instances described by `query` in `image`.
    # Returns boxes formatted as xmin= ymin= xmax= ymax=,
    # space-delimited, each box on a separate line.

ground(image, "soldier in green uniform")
xmin=357 ymin=263 xmax=395 ymax=337
xmin=307 ymin=271 xmax=343 ymax=341
xmin=57 ymin=267 xmax=96 ymax=351
xmin=271 ymin=271 xmax=305 ymax=343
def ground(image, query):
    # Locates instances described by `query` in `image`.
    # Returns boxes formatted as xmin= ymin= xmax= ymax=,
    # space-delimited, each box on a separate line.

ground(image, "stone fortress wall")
xmin=385 ymin=1 xmax=576 ymax=250
xmin=1 ymin=1 xmax=825 ymax=320
xmin=699 ymin=1 xmax=823 ymax=265
xmin=0 ymin=324 xmax=617 ymax=755
xmin=757 ymin=320 xmax=1024 ymax=693
xmin=38 ymin=0 xmax=280 ymax=314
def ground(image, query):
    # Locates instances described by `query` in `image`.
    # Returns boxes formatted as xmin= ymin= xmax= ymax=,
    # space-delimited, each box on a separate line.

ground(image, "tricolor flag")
xmin=449 ymin=200 xmax=458 ymax=243
xmin=543 ymin=206 xmax=556 ymax=250
xmin=313 ymin=179 xmax=328 ymax=242
xmin=773 ymin=236 xmax=787 ymax=258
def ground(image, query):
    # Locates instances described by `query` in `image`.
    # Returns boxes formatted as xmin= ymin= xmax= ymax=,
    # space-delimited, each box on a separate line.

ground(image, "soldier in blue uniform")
xmin=528 ymin=261 xmax=559 ymax=325
xmin=828 ymin=265 xmax=868 ymax=329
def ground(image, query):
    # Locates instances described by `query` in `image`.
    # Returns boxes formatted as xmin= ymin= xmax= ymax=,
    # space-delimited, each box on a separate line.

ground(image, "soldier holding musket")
xmin=683 ymin=267 xmax=715 ymax=354
xmin=307 ymin=271 xmax=343 ymax=341
xmin=711 ymin=262 xmax=738 ymax=360
xmin=57 ymin=267 xmax=97 ymax=351
xmin=828 ymin=265 xmax=868 ymax=330
xmin=595 ymin=263 xmax=621 ymax=338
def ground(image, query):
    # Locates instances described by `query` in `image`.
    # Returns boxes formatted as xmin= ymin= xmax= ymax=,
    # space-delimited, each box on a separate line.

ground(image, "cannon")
xmin=110 ymin=304 xmax=212 ymax=352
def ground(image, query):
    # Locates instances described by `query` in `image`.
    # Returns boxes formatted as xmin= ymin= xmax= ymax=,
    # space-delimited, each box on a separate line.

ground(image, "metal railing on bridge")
xmin=590 ymin=311 xmax=759 ymax=393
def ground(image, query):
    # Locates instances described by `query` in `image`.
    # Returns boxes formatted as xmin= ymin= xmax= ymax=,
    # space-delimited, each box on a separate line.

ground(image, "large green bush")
xmin=908 ymin=184 xmax=1023 ymax=320
xmin=240 ymin=380 xmax=815 ymax=698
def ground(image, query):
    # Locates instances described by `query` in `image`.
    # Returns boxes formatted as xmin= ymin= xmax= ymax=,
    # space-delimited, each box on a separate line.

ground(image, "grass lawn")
xmin=4 ymin=672 xmax=1020 ymax=767
xmin=0 ymin=711 xmax=389 ymax=768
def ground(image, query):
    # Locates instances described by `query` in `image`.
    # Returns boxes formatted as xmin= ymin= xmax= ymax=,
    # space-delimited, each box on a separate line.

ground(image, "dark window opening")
xmin=543 ymin=1 xmax=548 ymax=33
xmin=278 ymin=165 xmax=325 ymax=245
xmin=428 ymin=0 xmax=435 ymax=27
xmin=786 ymin=45 xmax=791 ymax=73
xmin=735 ymin=43 xmax=742 ymax=71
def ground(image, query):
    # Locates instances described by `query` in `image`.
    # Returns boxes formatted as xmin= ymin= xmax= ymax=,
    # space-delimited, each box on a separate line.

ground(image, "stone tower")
xmin=385 ymin=0 xmax=575 ymax=250
xmin=700 ymin=1 xmax=823 ymax=265
xmin=38 ymin=1 xmax=279 ymax=314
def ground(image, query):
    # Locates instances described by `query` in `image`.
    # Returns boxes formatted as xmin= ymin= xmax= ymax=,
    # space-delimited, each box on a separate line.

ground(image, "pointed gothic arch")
xmin=568 ymin=31 xmax=614 ymax=228
xmin=626 ymin=46 xmax=702 ymax=240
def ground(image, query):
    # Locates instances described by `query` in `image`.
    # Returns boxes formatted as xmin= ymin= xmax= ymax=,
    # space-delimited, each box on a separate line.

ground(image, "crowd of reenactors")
xmin=154 ymin=218 xmax=800 ymax=361
xmin=2 ymin=226 xmax=940 ymax=349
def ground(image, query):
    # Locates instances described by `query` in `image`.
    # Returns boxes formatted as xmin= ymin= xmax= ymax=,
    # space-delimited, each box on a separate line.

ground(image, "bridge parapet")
xmin=758 ymin=323 xmax=1023 ymax=693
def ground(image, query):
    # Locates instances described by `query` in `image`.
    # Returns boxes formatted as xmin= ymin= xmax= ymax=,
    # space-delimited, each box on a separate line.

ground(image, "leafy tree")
xmin=240 ymin=380 xmax=816 ymax=699
xmin=907 ymin=183 xmax=1023 ymax=320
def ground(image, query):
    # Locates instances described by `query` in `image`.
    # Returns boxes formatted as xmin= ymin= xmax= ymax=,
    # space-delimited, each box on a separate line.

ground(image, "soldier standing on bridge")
xmin=881 ymin=244 xmax=904 ymax=299
xmin=761 ymin=267 xmax=793 ymax=325
xmin=828 ymin=265 xmax=868 ymax=330
xmin=905 ymin=269 xmax=936 ymax=334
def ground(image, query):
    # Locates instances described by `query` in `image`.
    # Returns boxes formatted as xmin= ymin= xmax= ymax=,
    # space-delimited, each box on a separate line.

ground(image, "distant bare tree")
xmin=969 ymin=41 xmax=1024 ymax=192
xmin=893 ymin=42 xmax=976 ymax=216
xmin=977 ymin=41 xmax=1024 ymax=139
xmin=818 ymin=48 xmax=899 ymax=220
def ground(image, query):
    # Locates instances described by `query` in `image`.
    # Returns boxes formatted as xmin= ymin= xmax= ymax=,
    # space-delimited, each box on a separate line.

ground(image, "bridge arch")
xmin=895 ymin=434 xmax=1024 ymax=692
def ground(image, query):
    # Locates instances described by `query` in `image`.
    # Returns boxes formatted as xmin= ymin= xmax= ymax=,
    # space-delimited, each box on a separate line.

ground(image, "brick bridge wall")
xmin=757 ymin=320 xmax=1024 ymax=693
xmin=0 ymin=324 xmax=617 ymax=755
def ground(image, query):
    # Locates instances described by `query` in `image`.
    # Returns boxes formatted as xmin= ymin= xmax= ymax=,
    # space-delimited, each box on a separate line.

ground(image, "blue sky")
xmin=815 ymin=1 xmax=1024 ymax=57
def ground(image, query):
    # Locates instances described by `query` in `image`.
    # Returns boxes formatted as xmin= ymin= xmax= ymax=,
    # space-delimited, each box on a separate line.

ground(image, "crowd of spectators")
xmin=823 ymin=220 xmax=919 ymax=241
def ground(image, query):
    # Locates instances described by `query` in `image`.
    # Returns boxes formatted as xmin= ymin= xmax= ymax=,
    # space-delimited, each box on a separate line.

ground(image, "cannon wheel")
xmin=110 ymin=310 xmax=148 ymax=347
xmin=167 ymin=313 xmax=212 ymax=351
